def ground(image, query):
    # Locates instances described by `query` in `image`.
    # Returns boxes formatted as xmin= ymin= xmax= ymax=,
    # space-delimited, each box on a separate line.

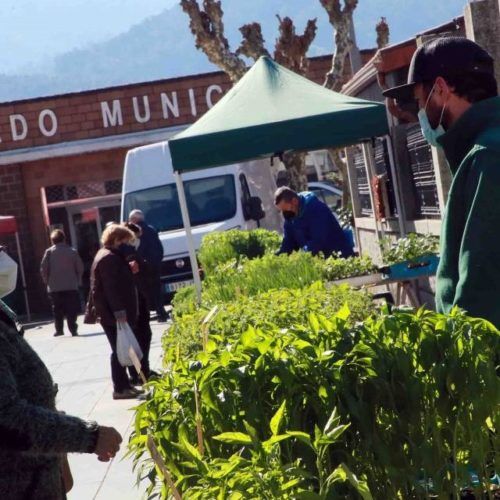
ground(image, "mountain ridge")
xmin=0 ymin=0 xmax=465 ymax=102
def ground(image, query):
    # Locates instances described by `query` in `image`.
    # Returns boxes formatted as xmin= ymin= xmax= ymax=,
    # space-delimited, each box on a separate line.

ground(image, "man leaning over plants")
xmin=274 ymin=186 xmax=354 ymax=258
xmin=384 ymin=37 xmax=500 ymax=327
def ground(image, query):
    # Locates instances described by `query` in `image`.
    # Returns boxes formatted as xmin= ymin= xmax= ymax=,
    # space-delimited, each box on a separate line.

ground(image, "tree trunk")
xmin=320 ymin=1 xmax=359 ymax=207
xmin=283 ymin=151 xmax=308 ymax=191
xmin=327 ymin=148 xmax=350 ymax=207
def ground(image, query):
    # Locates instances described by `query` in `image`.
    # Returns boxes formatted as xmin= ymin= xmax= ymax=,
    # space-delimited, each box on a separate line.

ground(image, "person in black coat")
xmin=128 ymin=209 xmax=169 ymax=322
xmin=89 ymin=224 xmax=143 ymax=400
xmin=122 ymin=222 xmax=157 ymax=385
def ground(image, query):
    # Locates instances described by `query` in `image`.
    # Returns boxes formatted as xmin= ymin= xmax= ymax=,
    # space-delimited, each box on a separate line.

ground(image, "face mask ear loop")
xmin=424 ymin=84 xmax=436 ymax=113
xmin=438 ymin=86 xmax=449 ymax=128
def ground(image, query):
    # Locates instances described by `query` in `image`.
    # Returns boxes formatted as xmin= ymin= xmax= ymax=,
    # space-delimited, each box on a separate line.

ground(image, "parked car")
xmin=307 ymin=181 xmax=342 ymax=212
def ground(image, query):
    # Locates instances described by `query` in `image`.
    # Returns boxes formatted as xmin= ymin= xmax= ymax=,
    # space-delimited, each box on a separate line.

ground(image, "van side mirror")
xmin=243 ymin=196 xmax=265 ymax=221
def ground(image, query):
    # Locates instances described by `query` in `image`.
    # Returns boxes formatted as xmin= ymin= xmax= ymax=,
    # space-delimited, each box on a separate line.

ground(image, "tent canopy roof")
xmin=169 ymin=56 xmax=388 ymax=172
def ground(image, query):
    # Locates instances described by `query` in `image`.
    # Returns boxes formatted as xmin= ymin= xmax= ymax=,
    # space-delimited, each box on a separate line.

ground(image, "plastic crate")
xmin=383 ymin=254 xmax=440 ymax=281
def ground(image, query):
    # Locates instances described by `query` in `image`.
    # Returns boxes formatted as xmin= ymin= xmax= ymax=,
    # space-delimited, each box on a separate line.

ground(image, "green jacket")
xmin=436 ymin=96 xmax=500 ymax=327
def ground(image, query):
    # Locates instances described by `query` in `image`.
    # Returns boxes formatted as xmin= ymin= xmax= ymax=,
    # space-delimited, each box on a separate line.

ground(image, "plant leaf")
xmin=270 ymin=400 xmax=286 ymax=436
xmin=338 ymin=463 xmax=373 ymax=500
xmin=213 ymin=432 xmax=252 ymax=445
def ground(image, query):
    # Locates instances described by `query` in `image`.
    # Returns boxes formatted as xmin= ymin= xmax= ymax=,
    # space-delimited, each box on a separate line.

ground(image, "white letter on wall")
xmin=188 ymin=88 xmax=197 ymax=117
xmin=38 ymin=109 xmax=58 ymax=137
xmin=132 ymin=96 xmax=151 ymax=124
xmin=10 ymin=115 xmax=28 ymax=141
xmin=206 ymin=85 xmax=223 ymax=108
xmin=161 ymin=92 xmax=180 ymax=119
xmin=101 ymin=100 xmax=123 ymax=128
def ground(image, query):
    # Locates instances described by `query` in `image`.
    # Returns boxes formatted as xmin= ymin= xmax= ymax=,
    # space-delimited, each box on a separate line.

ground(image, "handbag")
xmin=116 ymin=322 xmax=143 ymax=367
xmin=84 ymin=268 xmax=98 ymax=324
xmin=83 ymin=289 xmax=98 ymax=324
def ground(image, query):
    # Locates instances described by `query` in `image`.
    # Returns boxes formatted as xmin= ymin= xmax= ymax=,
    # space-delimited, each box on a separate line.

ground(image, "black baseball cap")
xmin=382 ymin=37 xmax=494 ymax=101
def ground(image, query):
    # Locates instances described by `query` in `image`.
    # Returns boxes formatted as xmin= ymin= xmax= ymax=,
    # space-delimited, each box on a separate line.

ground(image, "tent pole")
xmin=174 ymin=171 xmax=202 ymax=304
xmin=385 ymin=134 xmax=406 ymax=237
xmin=361 ymin=142 xmax=384 ymax=243
xmin=14 ymin=232 xmax=30 ymax=321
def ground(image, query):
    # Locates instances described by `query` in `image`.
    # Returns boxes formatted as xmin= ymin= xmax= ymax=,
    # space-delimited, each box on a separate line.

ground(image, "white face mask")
xmin=0 ymin=249 xmax=18 ymax=299
xmin=417 ymin=83 xmax=446 ymax=147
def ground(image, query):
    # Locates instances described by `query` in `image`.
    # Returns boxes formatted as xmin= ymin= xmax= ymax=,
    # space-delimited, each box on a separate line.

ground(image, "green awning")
xmin=169 ymin=56 xmax=388 ymax=172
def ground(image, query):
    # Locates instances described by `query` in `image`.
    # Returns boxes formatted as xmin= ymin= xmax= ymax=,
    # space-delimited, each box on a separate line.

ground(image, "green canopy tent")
xmin=169 ymin=56 xmax=388 ymax=171
xmin=168 ymin=56 xmax=396 ymax=300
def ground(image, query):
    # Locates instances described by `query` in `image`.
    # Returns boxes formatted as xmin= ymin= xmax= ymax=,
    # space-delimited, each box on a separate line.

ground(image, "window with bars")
xmin=373 ymin=138 xmax=398 ymax=216
xmin=353 ymin=139 xmax=398 ymax=218
xmin=353 ymin=146 xmax=372 ymax=216
xmin=406 ymin=124 xmax=440 ymax=218
xmin=45 ymin=180 xmax=123 ymax=204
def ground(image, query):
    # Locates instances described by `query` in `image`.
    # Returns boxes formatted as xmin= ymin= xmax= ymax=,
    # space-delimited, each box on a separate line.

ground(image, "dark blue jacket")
xmin=278 ymin=192 xmax=354 ymax=258
xmin=137 ymin=221 xmax=164 ymax=266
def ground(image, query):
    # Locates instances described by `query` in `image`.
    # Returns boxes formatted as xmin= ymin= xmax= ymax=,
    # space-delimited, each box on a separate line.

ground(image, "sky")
xmin=0 ymin=0 xmax=176 ymax=73
xmin=0 ymin=0 xmax=468 ymax=75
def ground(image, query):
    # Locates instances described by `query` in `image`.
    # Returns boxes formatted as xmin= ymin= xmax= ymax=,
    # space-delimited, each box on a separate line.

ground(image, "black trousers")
xmin=101 ymin=322 xmax=132 ymax=393
xmin=129 ymin=293 xmax=152 ymax=379
xmin=150 ymin=264 xmax=167 ymax=318
xmin=49 ymin=290 xmax=81 ymax=335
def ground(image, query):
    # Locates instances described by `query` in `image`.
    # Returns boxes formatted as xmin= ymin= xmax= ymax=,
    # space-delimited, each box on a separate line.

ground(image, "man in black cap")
xmin=384 ymin=37 xmax=500 ymax=328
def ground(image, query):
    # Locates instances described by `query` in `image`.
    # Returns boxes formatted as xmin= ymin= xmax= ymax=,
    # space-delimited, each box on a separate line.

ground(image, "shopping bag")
xmin=116 ymin=322 xmax=143 ymax=367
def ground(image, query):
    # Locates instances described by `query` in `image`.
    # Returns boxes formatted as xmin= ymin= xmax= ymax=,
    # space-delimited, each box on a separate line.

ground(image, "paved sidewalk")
xmin=24 ymin=315 xmax=170 ymax=500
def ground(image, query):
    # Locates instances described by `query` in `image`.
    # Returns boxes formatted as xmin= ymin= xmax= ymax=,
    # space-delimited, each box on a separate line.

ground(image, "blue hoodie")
xmin=278 ymin=192 xmax=354 ymax=258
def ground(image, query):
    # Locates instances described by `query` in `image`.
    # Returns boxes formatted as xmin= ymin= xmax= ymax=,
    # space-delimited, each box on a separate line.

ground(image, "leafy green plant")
xmin=197 ymin=229 xmax=281 ymax=276
xmin=202 ymin=252 xmax=324 ymax=304
xmin=336 ymin=206 xmax=354 ymax=230
xmin=322 ymin=255 xmax=377 ymax=281
xmin=131 ymin=307 xmax=500 ymax=499
xmin=380 ymin=233 xmax=439 ymax=265
xmin=171 ymin=284 xmax=198 ymax=318
xmin=167 ymin=281 xmax=373 ymax=357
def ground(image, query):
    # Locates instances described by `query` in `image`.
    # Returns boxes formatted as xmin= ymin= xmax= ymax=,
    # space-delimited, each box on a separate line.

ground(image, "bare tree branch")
xmin=274 ymin=17 xmax=318 ymax=75
xmin=237 ymin=23 xmax=271 ymax=60
xmin=180 ymin=0 xmax=247 ymax=82
xmin=320 ymin=0 xmax=359 ymax=91
xmin=376 ymin=17 xmax=390 ymax=48
xmin=180 ymin=0 xmax=320 ymax=190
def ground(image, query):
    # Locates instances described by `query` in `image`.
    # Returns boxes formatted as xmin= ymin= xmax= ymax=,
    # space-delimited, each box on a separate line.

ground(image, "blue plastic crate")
xmin=384 ymin=254 xmax=440 ymax=281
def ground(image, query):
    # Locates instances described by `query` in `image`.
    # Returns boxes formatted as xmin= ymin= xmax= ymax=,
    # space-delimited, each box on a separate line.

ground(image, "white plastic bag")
xmin=116 ymin=322 xmax=143 ymax=367
xmin=0 ymin=248 xmax=18 ymax=299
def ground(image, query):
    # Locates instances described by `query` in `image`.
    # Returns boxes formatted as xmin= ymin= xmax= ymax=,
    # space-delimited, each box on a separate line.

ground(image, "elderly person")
xmin=40 ymin=229 xmax=83 ymax=337
xmin=0 ymin=315 xmax=122 ymax=498
xmin=128 ymin=209 xmax=168 ymax=322
xmin=123 ymin=222 xmax=157 ymax=385
xmin=89 ymin=224 xmax=143 ymax=400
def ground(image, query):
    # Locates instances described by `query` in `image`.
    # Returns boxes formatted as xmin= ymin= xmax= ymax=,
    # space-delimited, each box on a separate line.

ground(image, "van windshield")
xmin=123 ymin=174 xmax=237 ymax=232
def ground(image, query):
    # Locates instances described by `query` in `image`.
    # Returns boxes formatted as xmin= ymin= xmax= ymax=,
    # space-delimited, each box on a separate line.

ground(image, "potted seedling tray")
xmin=331 ymin=272 xmax=385 ymax=288
xmin=381 ymin=254 xmax=440 ymax=281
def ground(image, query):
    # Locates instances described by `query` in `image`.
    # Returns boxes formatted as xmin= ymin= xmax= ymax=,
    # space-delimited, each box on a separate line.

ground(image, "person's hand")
xmin=129 ymin=260 xmax=139 ymax=274
xmin=94 ymin=426 xmax=122 ymax=462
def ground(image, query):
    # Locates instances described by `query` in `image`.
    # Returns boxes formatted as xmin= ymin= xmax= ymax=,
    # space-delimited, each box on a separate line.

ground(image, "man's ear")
xmin=435 ymin=76 xmax=452 ymax=99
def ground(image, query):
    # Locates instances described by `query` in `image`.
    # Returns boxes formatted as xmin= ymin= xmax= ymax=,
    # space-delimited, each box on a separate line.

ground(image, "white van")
xmin=121 ymin=141 xmax=281 ymax=295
